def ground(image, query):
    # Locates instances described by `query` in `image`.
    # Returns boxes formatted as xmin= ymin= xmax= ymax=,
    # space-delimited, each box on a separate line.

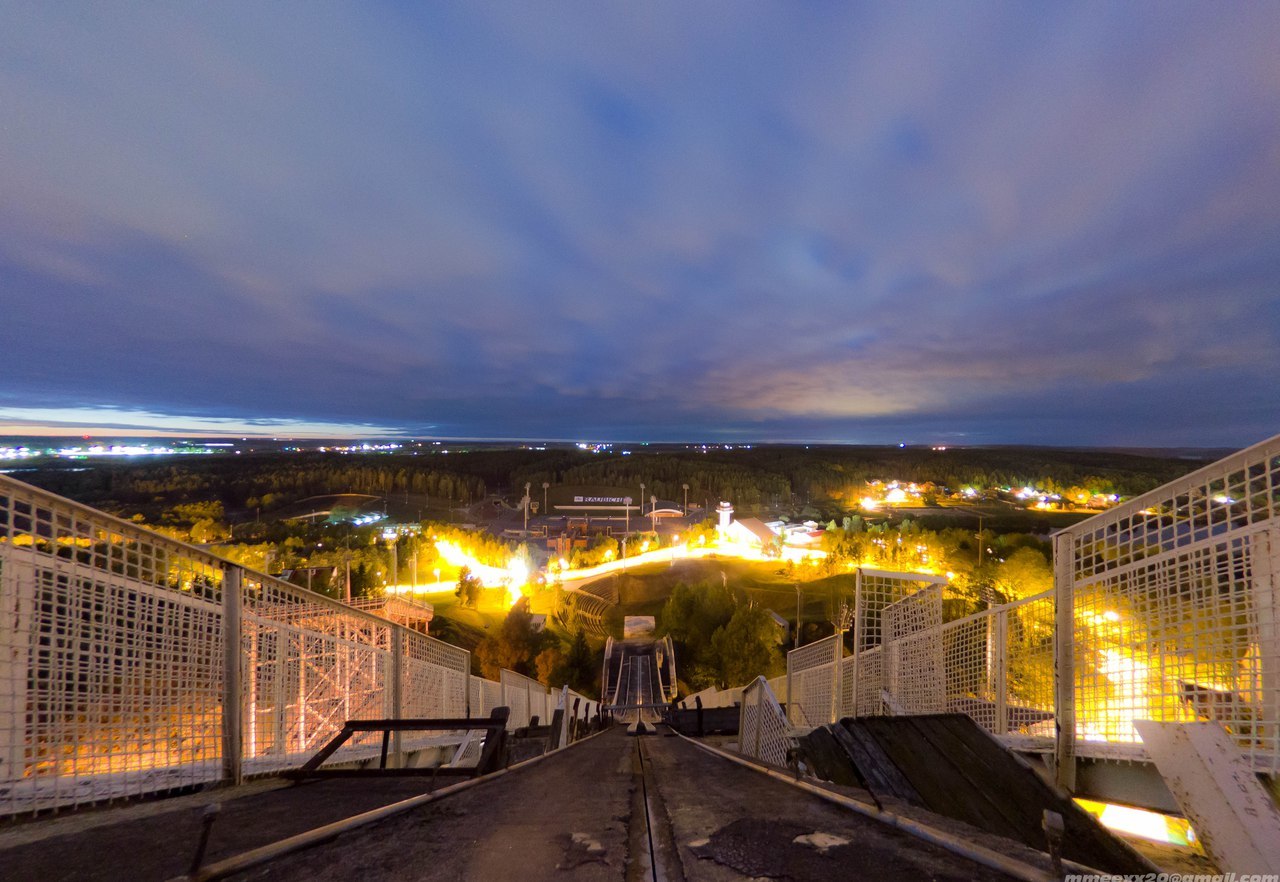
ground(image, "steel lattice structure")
xmin=0 ymin=475 xmax=476 ymax=815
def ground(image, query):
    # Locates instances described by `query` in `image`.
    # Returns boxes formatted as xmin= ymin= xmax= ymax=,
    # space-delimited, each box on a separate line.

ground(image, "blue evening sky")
xmin=2 ymin=3 xmax=1278 ymax=444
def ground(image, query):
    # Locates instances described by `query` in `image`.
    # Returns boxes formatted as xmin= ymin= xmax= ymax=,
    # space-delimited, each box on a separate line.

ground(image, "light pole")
xmin=624 ymin=496 xmax=632 ymax=533
xmin=639 ymin=483 xmax=645 ymax=519
xmin=383 ymin=529 xmax=398 ymax=588
xmin=683 ymin=483 xmax=689 ymax=516
xmin=650 ymin=495 xmax=657 ymax=532
xmin=523 ymin=482 xmax=531 ymax=533
xmin=795 ymin=584 xmax=802 ymax=649
xmin=542 ymin=482 xmax=549 ymax=521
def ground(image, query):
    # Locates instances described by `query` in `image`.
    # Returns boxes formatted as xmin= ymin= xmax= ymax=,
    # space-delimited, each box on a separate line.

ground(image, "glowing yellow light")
xmin=860 ymin=497 xmax=880 ymax=510
xmin=885 ymin=488 xmax=907 ymax=504
xmin=506 ymin=559 xmax=529 ymax=607
xmin=1074 ymin=799 xmax=1195 ymax=846
xmin=1102 ymin=610 xmax=1121 ymax=623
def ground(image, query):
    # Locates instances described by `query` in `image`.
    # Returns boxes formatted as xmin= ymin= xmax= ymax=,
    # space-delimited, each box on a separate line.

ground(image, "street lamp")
xmin=624 ymin=496 xmax=632 ymax=533
xmin=639 ymin=483 xmax=645 ymax=518
xmin=542 ymin=482 xmax=549 ymax=520
xmin=683 ymin=483 xmax=689 ymax=516
xmin=523 ymin=482 xmax=532 ymax=533
xmin=383 ymin=529 xmax=398 ymax=588
xmin=794 ymin=584 xmax=802 ymax=649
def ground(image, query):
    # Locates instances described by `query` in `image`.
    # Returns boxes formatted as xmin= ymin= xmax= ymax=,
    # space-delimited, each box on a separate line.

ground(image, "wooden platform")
xmin=798 ymin=713 xmax=1154 ymax=874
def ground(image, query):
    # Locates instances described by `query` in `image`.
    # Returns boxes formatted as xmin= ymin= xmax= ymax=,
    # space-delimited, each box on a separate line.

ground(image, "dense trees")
xmin=474 ymin=602 xmax=600 ymax=697
xmin=455 ymin=566 xmax=483 ymax=607
xmin=659 ymin=581 xmax=784 ymax=690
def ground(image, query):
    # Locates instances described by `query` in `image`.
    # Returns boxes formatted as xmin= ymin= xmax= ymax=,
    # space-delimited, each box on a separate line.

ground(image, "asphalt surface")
xmin=0 ymin=777 xmax=460 ymax=882
xmin=230 ymin=729 xmax=1018 ymax=881
xmin=2 ymin=728 xmax=1041 ymax=881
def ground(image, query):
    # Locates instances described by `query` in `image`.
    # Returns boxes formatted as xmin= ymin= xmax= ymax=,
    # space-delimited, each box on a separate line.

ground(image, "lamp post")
xmin=795 ymin=584 xmax=802 ymax=649
xmin=542 ymin=482 xmax=549 ymax=522
xmin=523 ymin=482 xmax=531 ymax=533
xmin=639 ymin=483 xmax=645 ymax=519
xmin=650 ymin=495 xmax=657 ymax=532
xmin=624 ymin=497 xmax=632 ymax=533
xmin=383 ymin=529 xmax=398 ymax=588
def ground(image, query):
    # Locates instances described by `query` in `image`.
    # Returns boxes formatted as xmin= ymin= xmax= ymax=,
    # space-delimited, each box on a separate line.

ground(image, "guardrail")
xmin=1053 ymin=433 xmax=1280 ymax=784
xmin=756 ymin=436 xmax=1280 ymax=789
xmin=0 ymin=474 xmax=590 ymax=816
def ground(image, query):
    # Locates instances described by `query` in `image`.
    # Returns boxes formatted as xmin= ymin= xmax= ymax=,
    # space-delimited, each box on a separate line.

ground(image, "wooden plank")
xmin=795 ymin=727 xmax=864 ymax=789
xmin=941 ymin=714 xmax=1151 ymax=873
xmin=834 ymin=720 xmax=922 ymax=804
xmin=855 ymin=714 xmax=1152 ymax=874
xmin=860 ymin=716 xmax=1023 ymax=840
xmin=1135 ymin=720 xmax=1280 ymax=874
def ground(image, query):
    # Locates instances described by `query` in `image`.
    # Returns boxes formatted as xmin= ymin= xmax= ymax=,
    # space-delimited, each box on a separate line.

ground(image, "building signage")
xmin=573 ymin=495 xmax=630 ymax=504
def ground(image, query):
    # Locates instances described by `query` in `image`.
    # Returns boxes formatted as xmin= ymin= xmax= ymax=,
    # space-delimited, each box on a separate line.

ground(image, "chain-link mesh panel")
xmin=883 ymin=585 xmax=944 ymax=714
xmin=399 ymin=632 xmax=468 ymax=751
xmin=471 ymin=677 xmax=502 ymax=719
xmin=856 ymin=569 xmax=947 ymax=653
xmin=786 ymin=634 xmax=840 ymax=726
xmin=500 ymin=669 xmax=544 ymax=730
xmin=1060 ymin=436 xmax=1280 ymax=770
xmin=1004 ymin=593 xmax=1055 ymax=742
xmin=1 ymin=478 xmax=227 ymax=814
xmin=739 ymin=678 xmax=792 ymax=767
xmin=0 ymin=474 xmax=490 ymax=814
xmin=941 ymin=614 xmax=997 ymax=731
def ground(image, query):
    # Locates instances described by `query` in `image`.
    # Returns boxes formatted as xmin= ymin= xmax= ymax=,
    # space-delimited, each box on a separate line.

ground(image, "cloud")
xmin=1 ymin=3 xmax=1278 ymax=444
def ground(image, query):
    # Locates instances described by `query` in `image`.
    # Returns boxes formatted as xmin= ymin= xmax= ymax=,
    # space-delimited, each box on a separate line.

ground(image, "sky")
xmin=2 ymin=3 xmax=1279 ymax=446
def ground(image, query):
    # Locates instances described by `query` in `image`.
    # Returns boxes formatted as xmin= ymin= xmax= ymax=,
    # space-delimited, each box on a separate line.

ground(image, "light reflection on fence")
xmin=0 ymin=475 xmax=593 ymax=816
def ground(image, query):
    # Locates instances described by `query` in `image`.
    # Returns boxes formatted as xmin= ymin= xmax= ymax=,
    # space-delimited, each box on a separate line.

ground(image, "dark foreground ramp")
xmin=220 ymin=728 xmax=1022 ymax=881
xmin=799 ymin=714 xmax=1153 ymax=875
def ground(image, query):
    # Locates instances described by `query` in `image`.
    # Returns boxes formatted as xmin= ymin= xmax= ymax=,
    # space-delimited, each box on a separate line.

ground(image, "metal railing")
xmin=1054 ymin=433 xmax=1280 ymax=783
xmin=764 ymin=436 xmax=1280 ymax=789
xmin=739 ymin=676 xmax=792 ymax=767
xmin=0 ymin=474 xmax=592 ymax=816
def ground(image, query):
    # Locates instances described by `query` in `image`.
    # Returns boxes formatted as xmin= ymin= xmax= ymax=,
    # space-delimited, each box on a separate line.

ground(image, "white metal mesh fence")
xmin=1057 ymin=435 xmax=1280 ymax=771
xmin=1 ymin=479 xmax=228 ymax=814
xmin=470 ymin=676 xmax=503 ymax=719
xmin=499 ymin=669 xmax=546 ymax=730
xmin=739 ymin=677 xmax=792 ymax=767
xmin=786 ymin=634 xmax=840 ymax=726
xmin=0 ymin=475 xmax=478 ymax=815
xmin=883 ymin=584 xmax=945 ymax=714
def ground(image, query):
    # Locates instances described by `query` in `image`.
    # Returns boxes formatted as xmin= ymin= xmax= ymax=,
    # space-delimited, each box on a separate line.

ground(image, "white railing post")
xmin=1053 ymin=530 xmax=1076 ymax=791
xmin=850 ymin=567 xmax=863 ymax=719
xmin=0 ymin=546 xmax=36 ymax=795
xmin=994 ymin=608 xmax=1008 ymax=736
xmin=830 ymin=625 xmax=842 ymax=724
xmin=390 ymin=627 xmax=404 ymax=766
xmin=464 ymin=652 xmax=473 ymax=718
xmin=222 ymin=566 xmax=243 ymax=786
xmin=1250 ymin=527 xmax=1280 ymax=758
